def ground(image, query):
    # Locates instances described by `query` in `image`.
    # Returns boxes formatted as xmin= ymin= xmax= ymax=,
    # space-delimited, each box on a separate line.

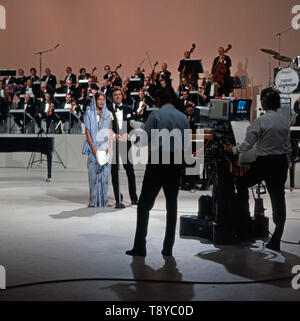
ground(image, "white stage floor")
xmin=0 ymin=168 xmax=299 ymax=301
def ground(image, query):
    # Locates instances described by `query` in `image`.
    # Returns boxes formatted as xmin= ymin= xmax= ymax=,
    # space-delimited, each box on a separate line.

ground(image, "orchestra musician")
xmin=103 ymin=65 xmax=113 ymax=81
xmin=41 ymin=68 xmax=57 ymax=94
xmin=78 ymin=68 xmax=91 ymax=81
xmin=155 ymin=63 xmax=172 ymax=87
xmin=143 ymin=76 xmax=157 ymax=103
xmin=21 ymin=79 xmax=38 ymax=99
xmin=16 ymin=68 xmax=27 ymax=87
xmin=132 ymin=67 xmax=145 ymax=89
xmin=100 ymin=79 xmax=111 ymax=97
xmin=27 ymin=68 xmax=40 ymax=82
xmin=132 ymin=89 xmax=150 ymax=123
xmin=203 ymin=74 xmax=220 ymax=103
xmin=58 ymin=79 xmax=79 ymax=99
xmin=37 ymin=82 xmax=51 ymax=101
xmin=16 ymin=93 xmax=37 ymax=133
xmin=178 ymin=77 xmax=191 ymax=98
xmin=212 ymin=46 xmax=232 ymax=97
xmin=36 ymin=92 xmax=56 ymax=134
xmin=0 ymin=80 xmax=10 ymax=126
xmin=60 ymin=66 xmax=77 ymax=86
xmin=178 ymin=51 xmax=191 ymax=75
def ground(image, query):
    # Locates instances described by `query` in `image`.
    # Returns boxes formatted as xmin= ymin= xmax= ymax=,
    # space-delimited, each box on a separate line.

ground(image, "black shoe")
xmin=266 ymin=242 xmax=281 ymax=252
xmin=131 ymin=200 xmax=139 ymax=206
xmin=115 ymin=203 xmax=126 ymax=209
xmin=38 ymin=128 xmax=44 ymax=135
xmin=161 ymin=249 xmax=173 ymax=257
xmin=125 ymin=248 xmax=146 ymax=257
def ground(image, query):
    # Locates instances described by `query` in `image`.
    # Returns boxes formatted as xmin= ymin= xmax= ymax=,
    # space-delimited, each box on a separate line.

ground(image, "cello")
xmin=212 ymin=44 xmax=232 ymax=85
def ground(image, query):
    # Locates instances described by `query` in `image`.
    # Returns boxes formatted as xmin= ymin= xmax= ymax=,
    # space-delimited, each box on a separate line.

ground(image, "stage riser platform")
xmin=0 ymin=134 xmax=299 ymax=188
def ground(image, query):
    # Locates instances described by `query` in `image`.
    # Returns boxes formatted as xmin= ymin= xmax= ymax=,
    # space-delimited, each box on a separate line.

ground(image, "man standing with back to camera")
xmin=126 ymin=87 xmax=190 ymax=257
xmin=226 ymin=88 xmax=291 ymax=251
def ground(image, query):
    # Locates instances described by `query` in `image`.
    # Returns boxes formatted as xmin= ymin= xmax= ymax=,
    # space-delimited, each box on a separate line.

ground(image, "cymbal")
xmin=260 ymin=48 xmax=280 ymax=56
xmin=273 ymin=55 xmax=293 ymax=63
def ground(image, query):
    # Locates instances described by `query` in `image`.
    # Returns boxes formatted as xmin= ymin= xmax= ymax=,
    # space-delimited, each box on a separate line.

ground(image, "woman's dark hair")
xmin=79 ymin=68 xmax=86 ymax=74
xmin=95 ymin=92 xmax=105 ymax=102
xmin=30 ymin=67 xmax=37 ymax=73
xmin=260 ymin=87 xmax=281 ymax=110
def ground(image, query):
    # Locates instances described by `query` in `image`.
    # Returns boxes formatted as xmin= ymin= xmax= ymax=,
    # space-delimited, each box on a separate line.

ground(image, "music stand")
xmin=184 ymin=59 xmax=204 ymax=77
xmin=27 ymin=132 xmax=66 ymax=171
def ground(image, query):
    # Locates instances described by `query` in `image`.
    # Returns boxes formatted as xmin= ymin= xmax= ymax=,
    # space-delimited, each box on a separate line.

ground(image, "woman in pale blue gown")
xmin=82 ymin=92 xmax=113 ymax=207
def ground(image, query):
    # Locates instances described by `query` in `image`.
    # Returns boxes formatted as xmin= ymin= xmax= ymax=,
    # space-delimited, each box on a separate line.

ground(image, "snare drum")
xmin=293 ymin=56 xmax=300 ymax=68
xmin=275 ymin=68 xmax=300 ymax=94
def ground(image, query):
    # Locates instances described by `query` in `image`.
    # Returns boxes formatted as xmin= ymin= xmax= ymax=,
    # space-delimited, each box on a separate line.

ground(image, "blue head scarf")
xmin=82 ymin=93 xmax=112 ymax=155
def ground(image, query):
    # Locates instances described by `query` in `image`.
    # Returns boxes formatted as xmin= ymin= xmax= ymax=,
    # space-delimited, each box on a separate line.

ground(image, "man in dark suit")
xmin=155 ymin=63 xmax=172 ymax=87
xmin=27 ymin=67 xmax=40 ymax=82
xmin=178 ymin=51 xmax=191 ymax=75
xmin=212 ymin=47 xmax=232 ymax=97
xmin=36 ymin=92 xmax=56 ymax=133
xmin=132 ymin=89 xmax=151 ymax=123
xmin=15 ymin=68 xmax=27 ymax=87
xmin=21 ymin=79 xmax=39 ymax=99
xmin=57 ymin=79 xmax=79 ymax=99
xmin=143 ymin=76 xmax=157 ymax=104
xmin=108 ymin=86 xmax=138 ymax=208
xmin=36 ymin=82 xmax=51 ymax=101
xmin=41 ymin=68 xmax=57 ymax=94
xmin=203 ymin=74 xmax=220 ymax=103
xmin=60 ymin=66 xmax=77 ymax=86
xmin=78 ymin=68 xmax=91 ymax=81
xmin=15 ymin=94 xmax=37 ymax=133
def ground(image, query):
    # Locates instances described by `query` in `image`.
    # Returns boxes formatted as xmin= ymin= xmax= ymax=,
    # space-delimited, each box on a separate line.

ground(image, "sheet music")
xmin=231 ymin=121 xmax=256 ymax=165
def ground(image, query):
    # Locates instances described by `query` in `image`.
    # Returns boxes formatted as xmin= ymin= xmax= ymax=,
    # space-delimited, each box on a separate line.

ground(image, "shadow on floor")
xmin=196 ymin=241 xmax=300 ymax=288
xmin=50 ymin=207 xmax=119 ymax=219
xmin=99 ymin=256 xmax=195 ymax=301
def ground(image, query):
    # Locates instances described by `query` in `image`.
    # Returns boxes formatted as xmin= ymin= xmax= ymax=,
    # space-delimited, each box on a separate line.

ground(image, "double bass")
xmin=181 ymin=43 xmax=196 ymax=77
xmin=212 ymin=44 xmax=232 ymax=85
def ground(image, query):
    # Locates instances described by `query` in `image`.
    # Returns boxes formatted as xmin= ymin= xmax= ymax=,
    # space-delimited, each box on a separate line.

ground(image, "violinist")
xmin=212 ymin=47 xmax=232 ymax=97
xmin=36 ymin=92 xmax=55 ymax=134
xmin=143 ymin=76 xmax=157 ymax=105
xmin=103 ymin=65 xmax=113 ymax=80
xmin=155 ymin=63 xmax=172 ymax=87
xmin=132 ymin=89 xmax=150 ymax=122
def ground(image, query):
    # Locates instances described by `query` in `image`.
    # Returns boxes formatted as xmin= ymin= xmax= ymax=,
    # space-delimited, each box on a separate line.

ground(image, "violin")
xmin=47 ymin=102 xmax=55 ymax=116
xmin=149 ymin=61 xmax=158 ymax=85
xmin=212 ymin=44 xmax=232 ymax=85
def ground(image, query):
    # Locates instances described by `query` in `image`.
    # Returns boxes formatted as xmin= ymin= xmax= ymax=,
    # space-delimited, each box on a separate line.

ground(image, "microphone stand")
xmin=35 ymin=44 xmax=60 ymax=79
xmin=276 ymin=27 xmax=293 ymax=68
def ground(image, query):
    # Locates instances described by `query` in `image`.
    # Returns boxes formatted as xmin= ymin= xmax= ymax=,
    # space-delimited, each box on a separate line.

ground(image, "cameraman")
xmin=227 ymin=88 xmax=291 ymax=251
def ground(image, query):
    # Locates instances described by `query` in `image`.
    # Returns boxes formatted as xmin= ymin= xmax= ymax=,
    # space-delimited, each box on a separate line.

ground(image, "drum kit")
xmin=261 ymin=48 xmax=300 ymax=94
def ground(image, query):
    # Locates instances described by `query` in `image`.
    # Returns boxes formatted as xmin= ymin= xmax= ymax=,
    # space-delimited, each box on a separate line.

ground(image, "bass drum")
xmin=275 ymin=68 xmax=300 ymax=94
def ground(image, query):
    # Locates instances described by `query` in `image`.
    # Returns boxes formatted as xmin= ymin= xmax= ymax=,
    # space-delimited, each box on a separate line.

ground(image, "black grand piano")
xmin=0 ymin=136 xmax=54 ymax=182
